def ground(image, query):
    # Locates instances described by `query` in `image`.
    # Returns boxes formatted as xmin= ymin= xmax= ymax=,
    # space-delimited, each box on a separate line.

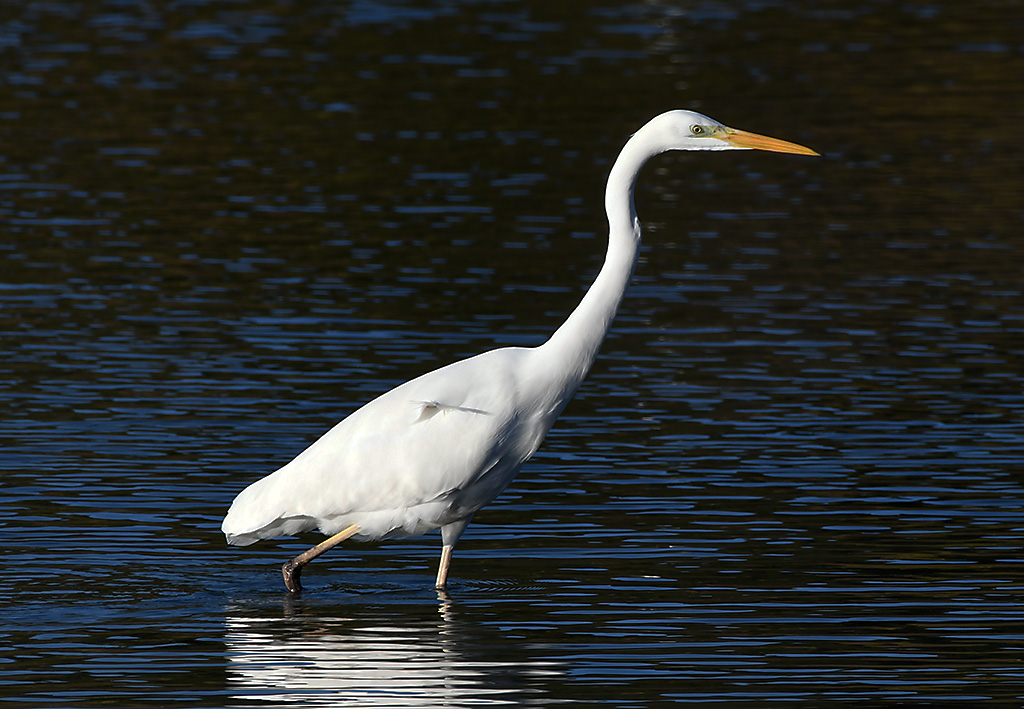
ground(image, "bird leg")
xmin=281 ymin=523 xmax=360 ymax=593
xmin=435 ymin=544 xmax=454 ymax=589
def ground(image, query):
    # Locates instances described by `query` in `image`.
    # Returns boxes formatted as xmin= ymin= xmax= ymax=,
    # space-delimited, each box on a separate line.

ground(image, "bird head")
xmin=647 ymin=109 xmax=819 ymax=156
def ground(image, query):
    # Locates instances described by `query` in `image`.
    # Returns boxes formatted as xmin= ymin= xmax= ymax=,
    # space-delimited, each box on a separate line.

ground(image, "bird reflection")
xmin=223 ymin=596 xmax=556 ymax=706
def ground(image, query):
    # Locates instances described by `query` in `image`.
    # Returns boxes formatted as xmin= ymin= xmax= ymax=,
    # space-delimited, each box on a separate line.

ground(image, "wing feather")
xmin=222 ymin=347 xmax=545 ymax=544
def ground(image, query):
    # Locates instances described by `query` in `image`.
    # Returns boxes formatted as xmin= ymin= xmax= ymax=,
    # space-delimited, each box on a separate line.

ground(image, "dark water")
xmin=3 ymin=0 xmax=1024 ymax=705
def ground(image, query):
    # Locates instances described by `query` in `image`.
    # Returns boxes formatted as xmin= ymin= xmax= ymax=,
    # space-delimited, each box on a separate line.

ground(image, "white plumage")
xmin=223 ymin=347 xmax=557 ymax=546
xmin=221 ymin=110 xmax=817 ymax=592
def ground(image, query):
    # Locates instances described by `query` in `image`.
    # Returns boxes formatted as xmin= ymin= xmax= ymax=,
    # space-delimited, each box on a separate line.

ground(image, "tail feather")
xmin=224 ymin=514 xmax=319 ymax=546
xmin=222 ymin=472 xmax=318 ymax=545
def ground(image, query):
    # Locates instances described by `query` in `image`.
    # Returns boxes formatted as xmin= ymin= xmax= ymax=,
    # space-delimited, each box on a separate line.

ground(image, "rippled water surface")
xmin=3 ymin=0 xmax=1024 ymax=705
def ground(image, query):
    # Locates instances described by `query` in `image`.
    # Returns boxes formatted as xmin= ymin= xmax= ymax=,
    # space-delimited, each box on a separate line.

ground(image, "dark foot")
xmin=282 ymin=559 xmax=303 ymax=593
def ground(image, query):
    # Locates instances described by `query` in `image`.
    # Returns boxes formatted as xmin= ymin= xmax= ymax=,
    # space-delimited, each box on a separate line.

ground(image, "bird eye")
xmin=690 ymin=124 xmax=704 ymax=135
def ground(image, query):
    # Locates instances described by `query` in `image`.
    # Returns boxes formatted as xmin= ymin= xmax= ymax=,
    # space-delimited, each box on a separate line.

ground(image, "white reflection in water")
xmin=224 ymin=600 xmax=556 ymax=706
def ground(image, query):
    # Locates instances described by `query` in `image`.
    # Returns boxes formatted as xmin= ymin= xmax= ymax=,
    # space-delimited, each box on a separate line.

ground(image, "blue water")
xmin=3 ymin=0 xmax=1024 ymax=705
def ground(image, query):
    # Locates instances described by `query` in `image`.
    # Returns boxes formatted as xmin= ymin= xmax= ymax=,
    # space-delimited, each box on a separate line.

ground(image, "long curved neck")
xmin=537 ymin=126 xmax=667 ymax=391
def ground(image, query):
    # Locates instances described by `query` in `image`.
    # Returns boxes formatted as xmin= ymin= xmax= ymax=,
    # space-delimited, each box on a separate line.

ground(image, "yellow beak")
xmin=721 ymin=127 xmax=819 ymax=156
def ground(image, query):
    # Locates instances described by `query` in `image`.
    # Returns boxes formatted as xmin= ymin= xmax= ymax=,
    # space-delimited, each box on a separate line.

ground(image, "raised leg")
xmin=281 ymin=523 xmax=360 ymax=593
xmin=435 ymin=544 xmax=454 ymax=589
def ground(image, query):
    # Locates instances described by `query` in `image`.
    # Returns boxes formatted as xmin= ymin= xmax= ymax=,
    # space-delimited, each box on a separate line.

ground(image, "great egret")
xmin=222 ymin=110 xmax=817 ymax=592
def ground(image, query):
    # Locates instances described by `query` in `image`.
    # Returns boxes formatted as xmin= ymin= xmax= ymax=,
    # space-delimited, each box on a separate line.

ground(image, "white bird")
xmin=222 ymin=110 xmax=817 ymax=593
